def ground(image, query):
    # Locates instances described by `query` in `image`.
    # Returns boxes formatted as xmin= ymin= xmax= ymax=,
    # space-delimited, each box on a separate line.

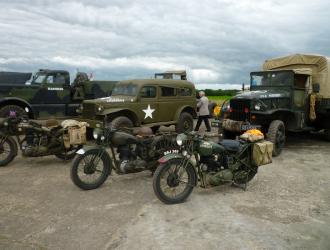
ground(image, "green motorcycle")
xmin=153 ymin=131 xmax=262 ymax=204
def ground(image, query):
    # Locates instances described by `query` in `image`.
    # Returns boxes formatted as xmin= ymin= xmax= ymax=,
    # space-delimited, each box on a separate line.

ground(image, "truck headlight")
xmin=254 ymin=103 xmax=261 ymax=111
xmin=97 ymin=106 xmax=104 ymax=112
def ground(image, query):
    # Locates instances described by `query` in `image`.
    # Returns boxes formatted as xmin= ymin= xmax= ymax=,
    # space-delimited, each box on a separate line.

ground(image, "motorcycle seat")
xmin=219 ymin=139 xmax=241 ymax=152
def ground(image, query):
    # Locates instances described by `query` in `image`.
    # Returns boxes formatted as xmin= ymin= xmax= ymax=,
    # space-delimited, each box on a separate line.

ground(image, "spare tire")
xmin=109 ymin=116 xmax=133 ymax=130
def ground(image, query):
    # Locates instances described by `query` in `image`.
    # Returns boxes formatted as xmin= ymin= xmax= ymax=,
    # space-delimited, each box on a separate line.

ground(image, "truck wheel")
xmin=325 ymin=129 xmax=330 ymax=141
xmin=267 ymin=120 xmax=285 ymax=157
xmin=175 ymin=112 xmax=193 ymax=133
xmin=0 ymin=105 xmax=26 ymax=118
xmin=110 ymin=116 xmax=133 ymax=130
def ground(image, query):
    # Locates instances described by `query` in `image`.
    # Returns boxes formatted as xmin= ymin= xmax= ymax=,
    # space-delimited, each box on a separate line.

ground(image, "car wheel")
xmin=175 ymin=112 xmax=193 ymax=133
xmin=267 ymin=120 xmax=285 ymax=156
xmin=109 ymin=116 xmax=133 ymax=130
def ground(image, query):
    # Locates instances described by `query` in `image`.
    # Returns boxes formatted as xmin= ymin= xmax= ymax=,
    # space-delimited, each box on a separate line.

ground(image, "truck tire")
xmin=267 ymin=120 xmax=285 ymax=157
xmin=110 ymin=116 xmax=133 ymax=130
xmin=175 ymin=112 xmax=193 ymax=133
xmin=325 ymin=129 xmax=330 ymax=141
xmin=0 ymin=105 xmax=26 ymax=118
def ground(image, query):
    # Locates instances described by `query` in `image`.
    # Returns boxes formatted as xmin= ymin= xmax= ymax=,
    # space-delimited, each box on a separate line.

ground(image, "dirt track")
xmin=0 ymin=126 xmax=330 ymax=250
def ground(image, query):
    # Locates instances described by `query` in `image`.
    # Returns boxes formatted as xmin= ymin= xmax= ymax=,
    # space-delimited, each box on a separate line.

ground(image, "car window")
xmin=178 ymin=88 xmax=192 ymax=96
xmin=161 ymin=87 xmax=176 ymax=97
xmin=140 ymin=86 xmax=156 ymax=98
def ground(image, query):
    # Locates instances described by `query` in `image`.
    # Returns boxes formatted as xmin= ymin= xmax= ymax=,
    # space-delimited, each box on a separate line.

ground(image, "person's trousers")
xmin=194 ymin=115 xmax=211 ymax=132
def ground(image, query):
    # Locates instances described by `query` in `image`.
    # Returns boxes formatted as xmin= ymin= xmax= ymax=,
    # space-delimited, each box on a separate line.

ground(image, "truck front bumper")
xmin=222 ymin=119 xmax=261 ymax=133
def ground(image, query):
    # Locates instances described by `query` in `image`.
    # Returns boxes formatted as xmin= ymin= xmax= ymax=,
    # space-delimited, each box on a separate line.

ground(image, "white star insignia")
xmin=143 ymin=104 xmax=155 ymax=119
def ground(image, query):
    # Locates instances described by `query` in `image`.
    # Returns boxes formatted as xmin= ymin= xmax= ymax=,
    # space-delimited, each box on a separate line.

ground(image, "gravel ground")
xmin=0 ymin=123 xmax=329 ymax=250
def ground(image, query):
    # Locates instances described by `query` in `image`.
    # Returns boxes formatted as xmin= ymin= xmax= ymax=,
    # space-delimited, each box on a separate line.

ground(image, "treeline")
xmin=197 ymin=89 xmax=239 ymax=96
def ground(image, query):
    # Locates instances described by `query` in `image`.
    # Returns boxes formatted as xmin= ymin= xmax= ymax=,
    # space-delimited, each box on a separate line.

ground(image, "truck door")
xmin=38 ymin=73 xmax=71 ymax=118
xmin=293 ymin=74 xmax=309 ymax=109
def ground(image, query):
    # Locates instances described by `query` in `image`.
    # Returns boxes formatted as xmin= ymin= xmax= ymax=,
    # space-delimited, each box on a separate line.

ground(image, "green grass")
xmin=208 ymin=96 xmax=232 ymax=106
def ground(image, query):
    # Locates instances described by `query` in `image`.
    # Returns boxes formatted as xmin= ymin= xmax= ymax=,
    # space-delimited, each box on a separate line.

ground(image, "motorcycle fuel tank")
xmin=111 ymin=132 xmax=138 ymax=146
xmin=198 ymin=141 xmax=225 ymax=156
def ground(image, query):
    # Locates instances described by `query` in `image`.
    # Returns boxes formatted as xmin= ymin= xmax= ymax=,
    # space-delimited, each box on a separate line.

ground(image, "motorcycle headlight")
xmin=93 ymin=128 xmax=103 ymax=140
xmin=176 ymin=133 xmax=187 ymax=146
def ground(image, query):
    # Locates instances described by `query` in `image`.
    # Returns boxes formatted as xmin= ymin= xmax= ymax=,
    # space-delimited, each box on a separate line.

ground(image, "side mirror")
xmin=312 ymin=83 xmax=320 ymax=93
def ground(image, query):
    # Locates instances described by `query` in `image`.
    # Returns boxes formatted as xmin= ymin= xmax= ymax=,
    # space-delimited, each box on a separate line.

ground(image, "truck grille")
xmin=82 ymin=103 xmax=96 ymax=118
xmin=229 ymin=99 xmax=251 ymax=121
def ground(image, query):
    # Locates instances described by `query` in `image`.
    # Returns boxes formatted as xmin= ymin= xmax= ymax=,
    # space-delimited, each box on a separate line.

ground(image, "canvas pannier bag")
xmin=252 ymin=141 xmax=273 ymax=166
xmin=61 ymin=120 xmax=88 ymax=147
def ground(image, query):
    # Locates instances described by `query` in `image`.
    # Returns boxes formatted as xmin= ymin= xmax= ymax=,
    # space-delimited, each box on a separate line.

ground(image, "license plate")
xmin=240 ymin=124 xmax=261 ymax=131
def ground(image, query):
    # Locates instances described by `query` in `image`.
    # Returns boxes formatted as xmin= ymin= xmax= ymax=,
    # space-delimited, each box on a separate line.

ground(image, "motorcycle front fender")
xmin=76 ymin=145 xmax=113 ymax=175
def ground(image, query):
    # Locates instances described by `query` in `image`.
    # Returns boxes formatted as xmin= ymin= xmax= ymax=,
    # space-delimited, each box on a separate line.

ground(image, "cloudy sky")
xmin=0 ymin=0 xmax=329 ymax=89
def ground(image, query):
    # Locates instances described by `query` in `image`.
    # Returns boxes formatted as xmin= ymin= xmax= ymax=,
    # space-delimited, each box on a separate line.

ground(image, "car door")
xmin=137 ymin=85 xmax=159 ymax=124
xmin=38 ymin=73 xmax=71 ymax=118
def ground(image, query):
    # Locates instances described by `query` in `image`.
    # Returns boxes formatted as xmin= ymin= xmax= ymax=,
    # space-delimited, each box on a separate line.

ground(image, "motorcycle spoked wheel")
xmin=0 ymin=135 xmax=17 ymax=167
xmin=70 ymin=149 xmax=110 ymax=190
xmin=55 ymin=145 xmax=83 ymax=160
xmin=153 ymin=158 xmax=196 ymax=204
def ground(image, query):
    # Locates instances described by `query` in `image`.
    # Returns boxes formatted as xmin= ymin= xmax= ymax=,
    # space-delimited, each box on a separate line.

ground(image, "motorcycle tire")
xmin=153 ymin=158 xmax=196 ymax=204
xmin=55 ymin=145 xmax=83 ymax=161
xmin=70 ymin=149 xmax=111 ymax=190
xmin=0 ymin=135 xmax=17 ymax=167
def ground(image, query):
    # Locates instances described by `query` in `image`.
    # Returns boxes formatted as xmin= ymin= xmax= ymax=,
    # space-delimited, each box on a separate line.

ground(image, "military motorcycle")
xmin=153 ymin=131 xmax=271 ymax=204
xmin=70 ymin=126 xmax=178 ymax=190
xmin=0 ymin=116 xmax=84 ymax=167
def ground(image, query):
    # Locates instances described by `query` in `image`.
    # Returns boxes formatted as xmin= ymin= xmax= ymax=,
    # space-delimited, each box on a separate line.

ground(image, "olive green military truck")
xmin=78 ymin=71 xmax=197 ymax=133
xmin=0 ymin=69 xmax=117 ymax=119
xmin=222 ymin=54 xmax=330 ymax=156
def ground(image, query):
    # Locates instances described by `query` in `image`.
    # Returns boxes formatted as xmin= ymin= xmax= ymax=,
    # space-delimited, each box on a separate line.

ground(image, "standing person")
xmin=195 ymin=91 xmax=211 ymax=132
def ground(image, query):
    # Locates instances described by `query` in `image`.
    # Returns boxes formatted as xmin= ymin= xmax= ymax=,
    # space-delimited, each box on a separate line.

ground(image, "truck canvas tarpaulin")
xmin=263 ymin=54 xmax=330 ymax=98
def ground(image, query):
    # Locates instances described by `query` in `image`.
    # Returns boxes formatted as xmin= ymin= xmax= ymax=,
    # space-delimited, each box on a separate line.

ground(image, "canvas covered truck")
xmin=0 ymin=69 xmax=117 ymax=119
xmin=222 ymin=54 xmax=330 ymax=156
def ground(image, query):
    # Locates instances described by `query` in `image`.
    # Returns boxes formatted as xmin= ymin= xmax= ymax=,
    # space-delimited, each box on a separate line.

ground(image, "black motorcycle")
xmin=0 ymin=116 xmax=83 ymax=167
xmin=70 ymin=126 xmax=178 ymax=190
xmin=153 ymin=131 xmax=268 ymax=204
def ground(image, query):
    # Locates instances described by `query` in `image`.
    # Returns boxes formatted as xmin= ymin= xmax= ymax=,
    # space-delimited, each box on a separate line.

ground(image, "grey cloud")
xmin=0 ymin=0 xmax=329 ymax=88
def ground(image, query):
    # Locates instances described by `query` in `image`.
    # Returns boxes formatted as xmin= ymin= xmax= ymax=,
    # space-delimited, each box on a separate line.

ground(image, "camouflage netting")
xmin=263 ymin=54 xmax=330 ymax=98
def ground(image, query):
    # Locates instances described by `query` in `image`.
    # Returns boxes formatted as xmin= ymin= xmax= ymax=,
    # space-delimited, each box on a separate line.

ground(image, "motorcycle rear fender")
xmin=76 ymin=145 xmax=113 ymax=175
xmin=158 ymin=153 xmax=198 ymax=186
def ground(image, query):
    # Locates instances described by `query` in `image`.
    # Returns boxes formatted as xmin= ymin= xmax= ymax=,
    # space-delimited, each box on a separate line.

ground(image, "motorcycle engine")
xmin=200 ymin=154 xmax=235 ymax=186
xmin=22 ymin=130 xmax=49 ymax=157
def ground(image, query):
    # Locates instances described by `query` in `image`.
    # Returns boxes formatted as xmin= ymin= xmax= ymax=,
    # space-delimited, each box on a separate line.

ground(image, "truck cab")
xmin=222 ymin=54 xmax=330 ymax=156
xmin=0 ymin=69 xmax=116 ymax=119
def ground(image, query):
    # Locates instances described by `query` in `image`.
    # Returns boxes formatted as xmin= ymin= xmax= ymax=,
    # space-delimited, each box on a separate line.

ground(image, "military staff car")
xmin=79 ymin=72 xmax=197 ymax=133
xmin=222 ymin=54 xmax=330 ymax=156
xmin=0 ymin=69 xmax=117 ymax=119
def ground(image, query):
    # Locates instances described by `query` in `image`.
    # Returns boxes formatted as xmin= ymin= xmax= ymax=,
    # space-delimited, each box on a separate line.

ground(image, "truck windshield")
xmin=112 ymin=84 xmax=137 ymax=96
xmin=251 ymin=72 xmax=293 ymax=87
xmin=32 ymin=73 xmax=47 ymax=84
